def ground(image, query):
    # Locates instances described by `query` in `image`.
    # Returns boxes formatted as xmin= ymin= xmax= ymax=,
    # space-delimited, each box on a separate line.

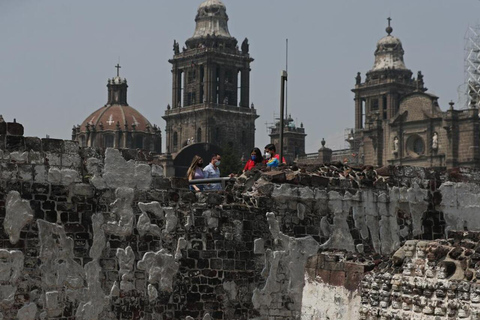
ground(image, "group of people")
xmin=187 ymin=144 xmax=286 ymax=192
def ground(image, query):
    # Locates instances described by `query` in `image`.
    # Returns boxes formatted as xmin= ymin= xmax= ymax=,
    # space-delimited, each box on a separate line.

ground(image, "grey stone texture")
xmin=5 ymin=124 xmax=480 ymax=319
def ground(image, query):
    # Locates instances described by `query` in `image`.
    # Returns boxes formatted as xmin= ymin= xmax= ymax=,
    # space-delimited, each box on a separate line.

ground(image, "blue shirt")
xmin=203 ymin=163 xmax=222 ymax=190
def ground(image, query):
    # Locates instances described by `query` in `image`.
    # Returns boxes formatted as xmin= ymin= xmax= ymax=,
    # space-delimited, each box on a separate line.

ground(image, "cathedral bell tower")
xmin=163 ymin=0 xmax=258 ymax=157
xmin=352 ymin=19 xmax=426 ymax=166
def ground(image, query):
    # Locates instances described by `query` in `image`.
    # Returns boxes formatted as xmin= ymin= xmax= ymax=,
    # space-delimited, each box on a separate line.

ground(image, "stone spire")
xmin=107 ymin=64 xmax=128 ymax=106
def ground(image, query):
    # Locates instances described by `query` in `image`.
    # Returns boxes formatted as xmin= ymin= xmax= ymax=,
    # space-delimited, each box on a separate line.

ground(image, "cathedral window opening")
xmin=173 ymin=132 xmax=178 ymax=150
xmin=104 ymin=135 xmax=114 ymax=148
xmin=361 ymin=99 xmax=365 ymax=128
xmin=197 ymin=128 xmax=202 ymax=143
xmin=382 ymin=96 xmax=387 ymax=120
xmin=237 ymin=70 xmax=242 ymax=107
xmin=372 ymin=98 xmax=379 ymax=111
xmin=200 ymin=67 xmax=205 ymax=103
xmin=135 ymin=135 xmax=144 ymax=149
xmin=407 ymin=135 xmax=425 ymax=157
xmin=216 ymin=67 xmax=220 ymax=104
xmin=188 ymin=70 xmax=196 ymax=84
xmin=180 ymin=71 xmax=185 ymax=107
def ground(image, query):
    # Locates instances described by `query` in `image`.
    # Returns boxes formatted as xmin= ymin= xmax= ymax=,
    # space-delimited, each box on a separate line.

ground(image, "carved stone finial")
xmin=321 ymin=138 xmax=326 ymax=148
xmin=449 ymin=101 xmax=455 ymax=110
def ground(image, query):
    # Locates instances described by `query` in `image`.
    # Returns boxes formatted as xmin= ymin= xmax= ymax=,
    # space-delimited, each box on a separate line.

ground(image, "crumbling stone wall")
xmin=3 ymin=129 xmax=480 ymax=319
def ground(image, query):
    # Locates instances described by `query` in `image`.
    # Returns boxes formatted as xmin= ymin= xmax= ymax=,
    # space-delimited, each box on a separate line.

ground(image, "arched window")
xmin=197 ymin=128 xmax=202 ymax=143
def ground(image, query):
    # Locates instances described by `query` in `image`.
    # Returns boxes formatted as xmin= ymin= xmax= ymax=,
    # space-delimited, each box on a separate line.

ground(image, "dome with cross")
xmin=73 ymin=65 xmax=161 ymax=152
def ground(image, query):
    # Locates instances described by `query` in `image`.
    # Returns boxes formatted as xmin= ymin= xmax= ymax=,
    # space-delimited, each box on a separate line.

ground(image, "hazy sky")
xmin=1 ymin=0 xmax=479 ymax=153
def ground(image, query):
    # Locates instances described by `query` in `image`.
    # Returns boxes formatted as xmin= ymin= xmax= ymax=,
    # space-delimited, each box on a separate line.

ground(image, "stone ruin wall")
xmin=1 ymin=131 xmax=480 ymax=319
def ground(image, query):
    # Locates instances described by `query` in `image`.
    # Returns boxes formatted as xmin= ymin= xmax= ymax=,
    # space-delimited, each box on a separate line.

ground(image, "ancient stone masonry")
xmin=5 ymin=127 xmax=480 ymax=319
xmin=358 ymin=232 xmax=480 ymax=319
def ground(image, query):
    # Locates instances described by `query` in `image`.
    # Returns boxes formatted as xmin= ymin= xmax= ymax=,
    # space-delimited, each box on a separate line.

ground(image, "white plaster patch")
xmin=10 ymin=151 xmax=28 ymax=163
xmin=47 ymin=167 xmax=80 ymax=185
xmin=163 ymin=207 xmax=178 ymax=234
xmin=37 ymin=220 xmax=85 ymax=289
xmin=137 ymin=249 xmax=179 ymax=292
xmin=5 ymin=191 xmax=33 ymax=244
xmin=104 ymin=187 xmax=135 ymax=237
xmin=301 ymin=277 xmax=360 ymax=320
xmin=148 ymin=284 xmax=158 ymax=302
xmin=137 ymin=213 xmax=162 ymax=237
xmin=117 ymin=246 xmax=135 ymax=292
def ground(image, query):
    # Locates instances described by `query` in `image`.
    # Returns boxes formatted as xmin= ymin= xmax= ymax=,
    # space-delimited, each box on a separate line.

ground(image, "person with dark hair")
xmin=243 ymin=147 xmax=263 ymax=172
xmin=264 ymin=144 xmax=286 ymax=168
xmin=187 ymin=155 xmax=205 ymax=192
xmin=203 ymin=153 xmax=222 ymax=190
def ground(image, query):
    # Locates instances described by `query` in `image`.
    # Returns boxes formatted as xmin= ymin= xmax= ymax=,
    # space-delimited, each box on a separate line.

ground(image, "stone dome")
xmin=199 ymin=0 xmax=226 ymax=10
xmin=191 ymin=0 xmax=231 ymax=39
xmin=371 ymin=21 xmax=407 ymax=71
xmin=79 ymin=104 xmax=153 ymax=133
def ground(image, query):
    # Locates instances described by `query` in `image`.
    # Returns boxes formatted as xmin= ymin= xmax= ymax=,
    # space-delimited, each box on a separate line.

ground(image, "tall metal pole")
xmin=285 ymin=39 xmax=289 ymax=118
xmin=280 ymin=70 xmax=288 ymax=164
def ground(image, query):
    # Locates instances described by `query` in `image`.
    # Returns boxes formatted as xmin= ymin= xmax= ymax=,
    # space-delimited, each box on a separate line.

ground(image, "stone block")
xmin=6 ymin=122 xmax=24 ymax=136
xmin=63 ymin=140 xmax=79 ymax=154
xmin=253 ymin=238 xmax=265 ymax=254
xmin=0 ymin=134 xmax=5 ymax=150
xmin=62 ymin=153 xmax=82 ymax=168
xmin=41 ymin=138 xmax=64 ymax=153
xmin=24 ymin=137 xmax=42 ymax=152
xmin=6 ymin=135 xmax=25 ymax=152
xmin=261 ymin=171 xmax=286 ymax=183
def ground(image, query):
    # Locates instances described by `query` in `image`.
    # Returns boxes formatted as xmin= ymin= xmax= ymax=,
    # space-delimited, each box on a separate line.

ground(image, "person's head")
xmin=187 ymin=155 xmax=204 ymax=178
xmin=250 ymin=147 xmax=263 ymax=163
xmin=264 ymin=144 xmax=276 ymax=159
xmin=211 ymin=154 xmax=221 ymax=167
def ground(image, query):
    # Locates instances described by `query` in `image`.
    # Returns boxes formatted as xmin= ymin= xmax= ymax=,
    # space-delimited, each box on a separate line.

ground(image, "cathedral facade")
xmin=352 ymin=20 xmax=480 ymax=168
xmin=162 ymin=0 xmax=258 ymax=158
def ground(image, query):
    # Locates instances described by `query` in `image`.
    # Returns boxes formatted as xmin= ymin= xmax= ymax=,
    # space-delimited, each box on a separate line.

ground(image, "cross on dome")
xmin=115 ymin=63 xmax=121 ymax=77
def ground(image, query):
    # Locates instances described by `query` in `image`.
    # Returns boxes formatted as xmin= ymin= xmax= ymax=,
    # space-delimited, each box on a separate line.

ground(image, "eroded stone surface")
xmin=17 ymin=303 xmax=37 ymax=320
xmin=104 ymin=187 xmax=135 ymax=237
xmin=37 ymin=220 xmax=85 ymax=290
xmin=137 ymin=249 xmax=179 ymax=292
xmin=253 ymin=212 xmax=319 ymax=313
xmin=5 ymin=191 xmax=33 ymax=244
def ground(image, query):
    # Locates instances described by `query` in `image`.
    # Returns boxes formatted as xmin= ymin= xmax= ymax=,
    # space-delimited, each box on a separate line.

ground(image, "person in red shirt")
xmin=243 ymin=147 xmax=264 ymax=172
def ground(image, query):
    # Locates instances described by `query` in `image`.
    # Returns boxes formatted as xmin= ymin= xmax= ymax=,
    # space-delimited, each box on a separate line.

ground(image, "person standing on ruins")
xmin=264 ymin=144 xmax=286 ymax=168
xmin=187 ymin=155 xmax=205 ymax=192
xmin=203 ymin=154 xmax=222 ymax=190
